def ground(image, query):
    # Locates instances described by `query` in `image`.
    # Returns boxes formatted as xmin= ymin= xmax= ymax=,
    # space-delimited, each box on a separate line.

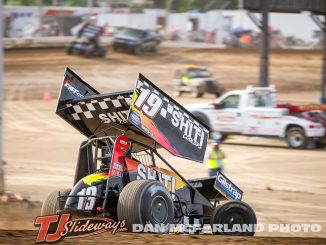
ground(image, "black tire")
xmin=191 ymin=88 xmax=203 ymax=98
xmin=174 ymin=90 xmax=182 ymax=97
xmin=215 ymin=92 xmax=221 ymax=98
xmin=84 ymin=52 xmax=92 ymax=58
xmin=133 ymin=46 xmax=141 ymax=55
xmin=41 ymin=189 xmax=71 ymax=216
xmin=192 ymin=112 xmax=210 ymax=129
xmin=210 ymin=201 xmax=257 ymax=236
xmin=98 ymin=48 xmax=107 ymax=58
xmin=66 ymin=47 xmax=73 ymax=55
xmin=220 ymin=133 xmax=228 ymax=142
xmin=152 ymin=43 xmax=159 ymax=52
xmin=117 ymin=180 xmax=174 ymax=232
xmin=286 ymin=126 xmax=307 ymax=149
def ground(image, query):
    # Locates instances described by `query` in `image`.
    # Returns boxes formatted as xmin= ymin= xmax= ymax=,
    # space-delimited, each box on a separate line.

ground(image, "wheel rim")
xmin=191 ymin=90 xmax=199 ymax=97
xmin=220 ymin=208 xmax=249 ymax=234
xmin=224 ymin=213 xmax=246 ymax=226
xmin=151 ymin=196 xmax=168 ymax=223
xmin=288 ymin=131 xmax=304 ymax=147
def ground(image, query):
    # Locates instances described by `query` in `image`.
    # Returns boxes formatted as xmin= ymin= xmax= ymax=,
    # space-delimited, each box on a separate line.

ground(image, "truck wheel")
xmin=41 ymin=189 xmax=71 ymax=216
xmin=210 ymin=201 xmax=257 ymax=236
xmin=117 ymin=180 xmax=174 ymax=232
xmin=152 ymin=43 xmax=159 ymax=52
xmin=174 ymin=91 xmax=181 ymax=97
xmin=220 ymin=134 xmax=228 ymax=142
xmin=215 ymin=92 xmax=221 ymax=98
xmin=133 ymin=46 xmax=141 ymax=55
xmin=66 ymin=47 xmax=73 ymax=55
xmin=84 ymin=51 xmax=92 ymax=58
xmin=191 ymin=89 xmax=203 ymax=98
xmin=99 ymin=48 xmax=107 ymax=58
xmin=286 ymin=127 xmax=307 ymax=149
xmin=192 ymin=112 xmax=210 ymax=130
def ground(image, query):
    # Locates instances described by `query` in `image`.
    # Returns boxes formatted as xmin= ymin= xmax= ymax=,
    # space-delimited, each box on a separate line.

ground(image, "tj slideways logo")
xmin=34 ymin=213 xmax=127 ymax=243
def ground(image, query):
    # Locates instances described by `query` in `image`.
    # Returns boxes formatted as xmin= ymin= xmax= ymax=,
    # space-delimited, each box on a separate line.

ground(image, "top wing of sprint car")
xmin=56 ymin=67 xmax=209 ymax=162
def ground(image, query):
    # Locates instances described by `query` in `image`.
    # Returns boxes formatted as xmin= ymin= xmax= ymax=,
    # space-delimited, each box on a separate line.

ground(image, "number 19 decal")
xmin=76 ymin=186 xmax=97 ymax=210
xmin=134 ymin=87 xmax=163 ymax=119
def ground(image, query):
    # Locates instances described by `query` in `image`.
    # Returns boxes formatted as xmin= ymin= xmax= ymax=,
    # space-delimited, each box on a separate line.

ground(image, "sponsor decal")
xmin=99 ymin=110 xmax=129 ymax=124
xmin=34 ymin=213 xmax=126 ymax=243
xmin=170 ymin=110 xmax=206 ymax=150
xmin=214 ymin=172 xmax=242 ymax=200
xmin=129 ymin=111 xmax=141 ymax=127
xmin=110 ymin=161 xmax=123 ymax=177
xmin=141 ymin=125 xmax=153 ymax=137
xmin=298 ymin=104 xmax=326 ymax=111
xmin=250 ymin=114 xmax=281 ymax=120
xmin=64 ymin=80 xmax=83 ymax=98
xmin=190 ymin=181 xmax=203 ymax=188
xmin=136 ymin=163 xmax=176 ymax=193
xmin=113 ymin=162 xmax=123 ymax=171
xmin=215 ymin=116 xmax=237 ymax=122
xmin=128 ymin=74 xmax=209 ymax=162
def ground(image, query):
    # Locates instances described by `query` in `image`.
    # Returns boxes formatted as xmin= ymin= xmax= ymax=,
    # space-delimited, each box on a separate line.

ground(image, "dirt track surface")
xmin=2 ymin=47 xmax=326 ymax=242
xmin=4 ymin=48 xmax=322 ymax=100
xmin=0 ymin=230 xmax=325 ymax=245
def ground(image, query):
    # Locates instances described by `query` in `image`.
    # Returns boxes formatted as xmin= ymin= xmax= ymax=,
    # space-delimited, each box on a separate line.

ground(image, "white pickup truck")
xmin=187 ymin=85 xmax=325 ymax=149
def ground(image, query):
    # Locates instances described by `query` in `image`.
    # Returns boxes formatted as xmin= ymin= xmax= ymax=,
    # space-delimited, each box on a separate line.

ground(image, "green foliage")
xmin=4 ymin=0 xmax=89 ymax=6
xmin=4 ymin=0 xmax=240 ymax=10
xmin=5 ymin=0 xmax=36 ymax=5
xmin=175 ymin=0 xmax=240 ymax=12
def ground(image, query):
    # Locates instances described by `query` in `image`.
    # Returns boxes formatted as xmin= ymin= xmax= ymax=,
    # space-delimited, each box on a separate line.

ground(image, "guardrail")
xmin=3 ymin=37 xmax=227 ymax=49
xmin=3 ymin=36 xmax=112 ymax=49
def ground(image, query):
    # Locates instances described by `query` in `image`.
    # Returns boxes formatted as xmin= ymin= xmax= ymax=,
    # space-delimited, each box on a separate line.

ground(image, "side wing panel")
xmin=128 ymin=73 xmax=210 ymax=162
xmin=56 ymin=67 xmax=133 ymax=138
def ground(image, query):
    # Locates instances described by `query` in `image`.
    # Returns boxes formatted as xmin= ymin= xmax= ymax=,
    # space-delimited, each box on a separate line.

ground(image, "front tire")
xmin=210 ymin=201 xmax=257 ymax=236
xmin=174 ymin=90 xmax=182 ymax=97
xmin=66 ymin=47 xmax=73 ymax=55
xmin=133 ymin=46 xmax=141 ymax=55
xmin=215 ymin=92 xmax=221 ymax=98
xmin=191 ymin=88 xmax=203 ymax=98
xmin=98 ymin=48 xmax=107 ymax=58
xmin=41 ymin=189 xmax=71 ymax=216
xmin=117 ymin=180 xmax=174 ymax=232
xmin=286 ymin=127 xmax=307 ymax=149
xmin=152 ymin=43 xmax=159 ymax=52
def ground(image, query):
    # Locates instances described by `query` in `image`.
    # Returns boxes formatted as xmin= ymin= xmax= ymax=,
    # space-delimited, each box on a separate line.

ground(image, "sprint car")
xmin=174 ymin=66 xmax=223 ymax=98
xmin=66 ymin=23 xmax=106 ymax=58
xmin=41 ymin=68 xmax=256 ymax=235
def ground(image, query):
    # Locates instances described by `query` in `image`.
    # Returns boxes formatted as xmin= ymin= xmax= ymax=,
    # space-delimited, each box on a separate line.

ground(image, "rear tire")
xmin=133 ymin=46 xmax=141 ymax=55
xmin=193 ymin=112 xmax=210 ymax=131
xmin=174 ymin=90 xmax=182 ymax=97
xmin=98 ymin=48 xmax=107 ymax=58
xmin=41 ymin=189 xmax=71 ymax=216
xmin=286 ymin=127 xmax=307 ymax=149
xmin=210 ymin=201 xmax=257 ymax=236
xmin=117 ymin=180 xmax=174 ymax=232
xmin=66 ymin=47 xmax=73 ymax=55
xmin=215 ymin=92 xmax=221 ymax=98
xmin=152 ymin=43 xmax=159 ymax=52
xmin=84 ymin=52 xmax=92 ymax=58
xmin=191 ymin=88 xmax=203 ymax=98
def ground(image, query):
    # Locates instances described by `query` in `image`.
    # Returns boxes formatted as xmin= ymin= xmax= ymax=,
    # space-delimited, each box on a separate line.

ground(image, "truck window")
xmin=220 ymin=95 xmax=240 ymax=109
xmin=248 ymin=93 xmax=272 ymax=108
